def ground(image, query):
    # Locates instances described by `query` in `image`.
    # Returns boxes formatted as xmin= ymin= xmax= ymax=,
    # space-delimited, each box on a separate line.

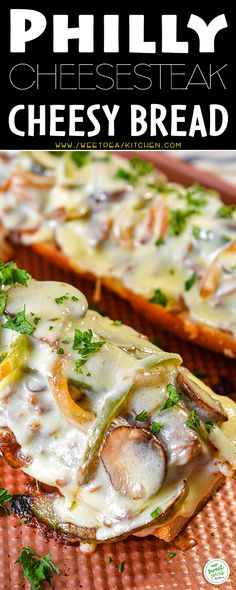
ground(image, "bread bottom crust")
xmin=152 ymin=473 xmax=225 ymax=542
xmin=30 ymin=242 xmax=236 ymax=359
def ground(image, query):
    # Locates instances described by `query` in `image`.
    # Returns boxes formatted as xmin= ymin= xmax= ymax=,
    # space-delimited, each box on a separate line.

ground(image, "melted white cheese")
xmin=0 ymin=278 xmax=235 ymax=538
xmin=0 ymin=152 xmax=235 ymax=337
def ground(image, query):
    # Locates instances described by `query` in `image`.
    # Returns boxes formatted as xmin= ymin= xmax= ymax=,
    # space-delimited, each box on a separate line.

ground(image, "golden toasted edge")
xmin=155 ymin=472 xmax=225 ymax=542
xmin=30 ymin=242 xmax=236 ymax=358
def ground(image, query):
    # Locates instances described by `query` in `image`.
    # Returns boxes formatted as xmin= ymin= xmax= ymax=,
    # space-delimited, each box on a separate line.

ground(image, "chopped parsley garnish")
xmin=149 ymin=288 xmax=168 ymax=307
xmin=55 ymin=294 xmax=69 ymax=304
xmin=112 ymin=320 xmax=122 ymax=326
xmin=71 ymin=295 xmax=79 ymax=302
xmin=155 ymin=237 xmax=165 ymax=246
xmin=151 ymin=421 xmax=164 ymax=433
xmin=135 ymin=410 xmax=149 ymax=422
xmin=168 ymin=552 xmax=176 ymax=559
xmin=115 ymin=157 xmax=154 ymax=185
xmin=4 ymin=307 xmax=35 ymax=335
xmin=62 ymin=339 xmax=70 ymax=344
xmin=73 ymin=328 xmax=105 ymax=372
xmin=33 ymin=317 xmax=40 ymax=326
xmin=157 ymin=183 xmax=176 ymax=193
xmin=150 ymin=506 xmax=161 ymax=519
xmin=130 ymin=157 xmax=154 ymax=176
xmin=184 ymin=272 xmax=197 ymax=291
xmin=115 ymin=168 xmax=137 ymax=185
xmin=56 ymin=347 xmax=64 ymax=355
xmin=0 ymin=261 xmax=30 ymax=287
xmin=0 ymin=292 xmax=7 ymax=314
xmin=193 ymin=369 xmax=207 ymax=379
xmin=162 ymin=384 xmax=180 ymax=411
xmin=205 ymin=420 xmax=215 ymax=434
xmin=48 ymin=326 xmax=54 ymax=331
xmin=217 ymin=205 xmax=235 ymax=218
xmin=185 ymin=187 xmax=207 ymax=207
xmin=16 ymin=546 xmax=59 ymax=590
xmin=0 ymin=263 xmax=30 ymax=314
xmin=71 ymin=151 xmax=89 ymax=167
xmin=169 ymin=209 xmax=196 ymax=236
xmin=0 ymin=486 xmax=12 ymax=514
xmin=186 ymin=410 xmax=201 ymax=431
xmin=106 ymin=556 xmax=113 ymax=563
xmin=118 ymin=561 xmax=125 ymax=574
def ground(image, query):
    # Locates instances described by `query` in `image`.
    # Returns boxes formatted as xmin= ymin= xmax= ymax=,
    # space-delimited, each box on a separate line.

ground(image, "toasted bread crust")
xmin=31 ymin=242 xmax=236 ymax=359
xmin=10 ymin=473 xmax=225 ymax=545
xmin=153 ymin=472 xmax=225 ymax=542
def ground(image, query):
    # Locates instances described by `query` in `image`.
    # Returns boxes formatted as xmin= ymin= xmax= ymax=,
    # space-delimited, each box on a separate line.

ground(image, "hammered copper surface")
xmin=0 ymin=246 xmax=236 ymax=590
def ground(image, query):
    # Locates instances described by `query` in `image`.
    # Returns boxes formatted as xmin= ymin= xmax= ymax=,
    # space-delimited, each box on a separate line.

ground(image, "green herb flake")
xmin=106 ymin=556 xmax=113 ymax=563
xmin=184 ymin=272 xmax=197 ymax=291
xmin=73 ymin=328 xmax=105 ymax=372
xmin=112 ymin=320 xmax=122 ymax=326
xmin=4 ymin=307 xmax=35 ymax=335
xmin=48 ymin=326 xmax=54 ymax=331
xmin=114 ymin=168 xmax=137 ymax=185
xmin=56 ymin=348 xmax=64 ymax=355
xmin=205 ymin=420 xmax=215 ymax=434
xmin=33 ymin=317 xmax=41 ymax=326
xmin=155 ymin=237 xmax=165 ymax=246
xmin=217 ymin=205 xmax=235 ymax=219
xmin=185 ymin=187 xmax=207 ymax=207
xmin=149 ymin=288 xmax=168 ymax=307
xmin=135 ymin=409 xmax=149 ymax=422
xmin=0 ymin=261 xmax=30 ymax=287
xmin=168 ymin=552 xmax=176 ymax=559
xmin=0 ymin=486 xmax=12 ymax=514
xmin=186 ymin=409 xmax=201 ymax=432
xmin=169 ymin=209 xmax=196 ymax=236
xmin=55 ymin=295 xmax=69 ymax=305
xmin=62 ymin=339 xmax=70 ymax=344
xmin=162 ymin=384 xmax=180 ymax=411
xmin=150 ymin=506 xmax=161 ymax=519
xmin=71 ymin=295 xmax=79 ymax=302
xmin=118 ymin=561 xmax=125 ymax=574
xmin=151 ymin=421 xmax=164 ymax=434
xmin=71 ymin=151 xmax=89 ymax=167
xmin=0 ymin=291 xmax=7 ymax=314
xmin=16 ymin=546 xmax=59 ymax=590
xmin=130 ymin=157 xmax=154 ymax=176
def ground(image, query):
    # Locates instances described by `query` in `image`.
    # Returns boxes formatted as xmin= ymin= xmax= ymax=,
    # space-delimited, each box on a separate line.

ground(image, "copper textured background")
xmin=0 ymin=245 xmax=235 ymax=589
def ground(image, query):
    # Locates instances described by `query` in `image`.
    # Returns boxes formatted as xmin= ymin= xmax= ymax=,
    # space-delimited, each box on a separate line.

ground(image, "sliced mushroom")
xmin=177 ymin=367 xmax=227 ymax=423
xmin=0 ymin=427 xmax=31 ymax=468
xmin=156 ymin=404 xmax=202 ymax=467
xmin=100 ymin=426 xmax=166 ymax=499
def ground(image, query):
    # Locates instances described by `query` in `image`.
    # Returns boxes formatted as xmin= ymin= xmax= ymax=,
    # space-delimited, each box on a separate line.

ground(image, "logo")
xmin=204 ymin=559 xmax=230 ymax=585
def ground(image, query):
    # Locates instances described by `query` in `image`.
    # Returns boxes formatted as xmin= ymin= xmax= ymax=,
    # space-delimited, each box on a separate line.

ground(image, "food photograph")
xmin=0 ymin=150 xmax=236 ymax=589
